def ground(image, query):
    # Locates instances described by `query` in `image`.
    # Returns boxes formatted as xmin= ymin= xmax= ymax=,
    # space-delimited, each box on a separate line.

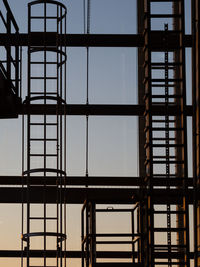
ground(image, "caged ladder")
xmin=21 ymin=1 xmax=67 ymax=267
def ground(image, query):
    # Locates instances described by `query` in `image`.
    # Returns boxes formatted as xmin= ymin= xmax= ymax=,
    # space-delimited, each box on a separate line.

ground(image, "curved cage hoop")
xmin=29 ymin=0 xmax=67 ymax=20
xmin=22 ymin=232 xmax=67 ymax=242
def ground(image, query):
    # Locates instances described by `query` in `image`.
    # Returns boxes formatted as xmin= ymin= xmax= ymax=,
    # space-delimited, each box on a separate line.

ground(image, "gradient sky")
xmin=0 ymin=0 xmax=194 ymax=266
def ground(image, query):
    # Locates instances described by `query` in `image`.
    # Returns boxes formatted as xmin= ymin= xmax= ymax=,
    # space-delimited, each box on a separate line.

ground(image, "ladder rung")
xmin=31 ymin=16 xmax=57 ymax=19
xmin=31 ymin=61 xmax=58 ymax=64
xmin=30 ymin=138 xmax=57 ymax=141
xmin=152 ymin=120 xmax=176 ymax=123
xmin=145 ymin=127 xmax=183 ymax=132
xmin=151 ymin=84 xmax=177 ymax=87
xmin=154 ymin=210 xmax=185 ymax=214
xmin=152 ymin=138 xmax=176 ymax=141
xmin=150 ymin=14 xmax=182 ymax=18
xmin=29 ymin=217 xmax=57 ymax=220
xmin=151 ymin=127 xmax=183 ymax=131
xmin=153 ymin=174 xmax=176 ymax=177
xmin=145 ymin=160 xmax=184 ymax=165
xmin=30 ymin=154 xmax=57 ymax=157
xmin=150 ymin=62 xmax=182 ymax=67
xmin=154 ymin=244 xmax=186 ymax=248
xmin=30 ymin=92 xmax=58 ymax=95
xmin=144 ymin=94 xmax=182 ymax=101
xmin=144 ymin=78 xmax=182 ymax=84
xmin=30 ymin=123 xmax=57 ymax=126
xmin=153 ymin=160 xmax=184 ymax=164
xmin=151 ymin=94 xmax=183 ymax=99
xmin=153 ymin=227 xmax=186 ymax=232
xmin=30 ymin=77 xmax=57 ymax=80
xmin=151 ymin=64 xmax=180 ymax=69
xmin=152 ymin=156 xmax=176 ymax=159
xmin=151 ymin=66 xmax=176 ymax=70
xmin=96 ymin=241 xmax=133 ymax=244
xmin=150 ymin=144 xmax=183 ymax=148
xmin=151 ymin=102 xmax=176 ymax=105
xmin=153 ymin=263 xmax=186 ymax=266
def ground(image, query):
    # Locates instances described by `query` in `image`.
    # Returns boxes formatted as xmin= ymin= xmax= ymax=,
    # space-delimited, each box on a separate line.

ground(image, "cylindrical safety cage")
xmin=21 ymin=1 xmax=67 ymax=267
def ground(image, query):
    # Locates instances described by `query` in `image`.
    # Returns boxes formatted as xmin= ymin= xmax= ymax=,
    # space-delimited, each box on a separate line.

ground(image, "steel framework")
xmin=0 ymin=0 xmax=199 ymax=267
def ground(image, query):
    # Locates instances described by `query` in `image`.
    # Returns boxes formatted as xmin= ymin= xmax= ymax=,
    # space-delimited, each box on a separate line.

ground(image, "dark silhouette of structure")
xmin=0 ymin=0 xmax=200 ymax=266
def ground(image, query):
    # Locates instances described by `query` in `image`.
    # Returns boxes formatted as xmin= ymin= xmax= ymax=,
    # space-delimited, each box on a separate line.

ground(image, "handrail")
xmin=0 ymin=0 xmax=20 ymax=97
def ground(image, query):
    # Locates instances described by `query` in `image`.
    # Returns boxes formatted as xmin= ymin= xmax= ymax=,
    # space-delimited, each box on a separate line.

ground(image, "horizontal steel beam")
xmin=0 ymin=250 xmax=194 ymax=259
xmin=0 ymin=32 xmax=192 ymax=48
xmin=0 ymin=187 xmax=193 ymax=204
xmin=0 ymin=176 xmax=194 ymax=187
xmin=18 ymin=104 xmax=193 ymax=116
xmin=20 ymin=104 xmax=144 ymax=116
xmin=0 ymin=250 xmax=134 ymax=258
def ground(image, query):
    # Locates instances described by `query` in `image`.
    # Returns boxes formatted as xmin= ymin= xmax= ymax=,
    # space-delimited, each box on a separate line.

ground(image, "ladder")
xmin=21 ymin=1 xmax=67 ymax=267
xmin=142 ymin=0 xmax=190 ymax=266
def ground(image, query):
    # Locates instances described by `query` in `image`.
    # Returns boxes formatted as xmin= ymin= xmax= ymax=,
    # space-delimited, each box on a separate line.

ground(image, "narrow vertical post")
xmin=6 ymin=11 xmax=11 ymax=82
xmin=137 ymin=0 xmax=145 ymax=263
xmin=89 ymin=202 xmax=96 ymax=267
xmin=131 ymin=209 xmax=135 ymax=263
xmin=192 ymin=0 xmax=200 ymax=266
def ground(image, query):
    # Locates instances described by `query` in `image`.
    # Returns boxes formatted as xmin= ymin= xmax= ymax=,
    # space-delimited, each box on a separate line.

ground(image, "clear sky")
xmin=0 ymin=0 xmax=194 ymax=266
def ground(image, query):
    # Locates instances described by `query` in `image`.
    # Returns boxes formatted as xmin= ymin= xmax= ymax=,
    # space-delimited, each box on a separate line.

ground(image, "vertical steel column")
xmin=192 ymin=0 xmax=200 ymax=266
xmin=173 ymin=2 xmax=184 ymax=262
xmin=81 ymin=201 xmax=90 ymax=267
xmin=137 ymin=2 xmax=146 ymax=262
xmin=143 ymin=0 xmax=154 ymax=265
xmin=89 ymin=202 xmax=96 ymax=267
xmin=164 ymin=24 xmax=171 ymax=267
xmin=173 ymin=2 xmax=190 ymax=266
xmin=131 ymin=209 xmax=135 ymax=264
xmin=137 ymin=0 xmax=146 ymax=179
